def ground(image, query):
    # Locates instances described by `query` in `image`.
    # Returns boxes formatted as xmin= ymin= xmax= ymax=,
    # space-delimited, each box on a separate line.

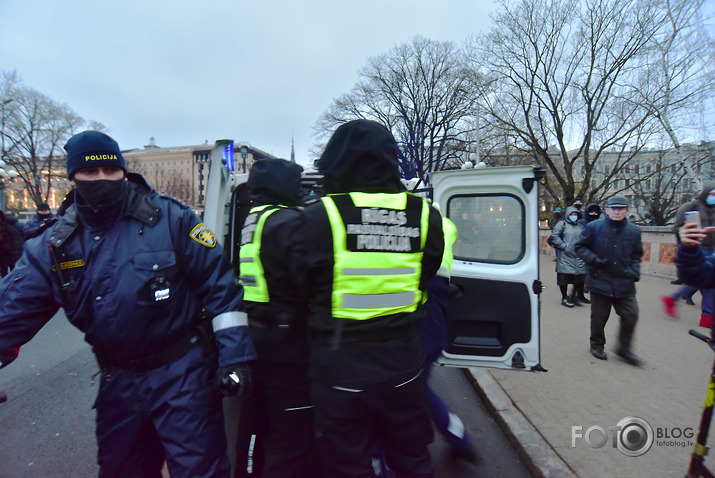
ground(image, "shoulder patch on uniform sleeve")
xmin=189 ymin=223 xmax=217 ymax=248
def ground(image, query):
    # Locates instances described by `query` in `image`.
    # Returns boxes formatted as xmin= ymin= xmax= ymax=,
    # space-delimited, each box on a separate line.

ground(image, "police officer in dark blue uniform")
xmin=236 ymin=158 xmax=321 ymax=478
xmin=0 ymin=131 xmax=256 ymax=477
xmin=296 ymin=120 xmax=444 ymax=478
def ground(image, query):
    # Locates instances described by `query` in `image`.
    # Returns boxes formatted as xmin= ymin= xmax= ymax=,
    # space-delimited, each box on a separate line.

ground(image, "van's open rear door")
xmin=430 ymin=166 xmax=545 ymax=371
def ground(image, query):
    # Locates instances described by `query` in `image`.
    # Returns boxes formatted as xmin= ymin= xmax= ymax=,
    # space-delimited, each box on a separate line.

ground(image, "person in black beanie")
xmin=0 ymin=130 xmax=257 ymax=477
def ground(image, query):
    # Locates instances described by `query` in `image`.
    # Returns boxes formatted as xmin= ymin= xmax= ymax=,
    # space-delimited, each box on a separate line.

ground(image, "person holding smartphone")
xmin=672 ymin=181 xmax=715 ymax=328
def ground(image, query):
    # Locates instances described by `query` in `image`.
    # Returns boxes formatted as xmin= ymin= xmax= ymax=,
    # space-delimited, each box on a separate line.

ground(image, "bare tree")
xmin=635 ymin=0 xmax=715 ymax=187
xmin=313 ymin=36 xmax=481 ymax=182
xmin=1 ymin=71 xmax=104 ymax=207
xmin=628 ymin=143 xmax=712 ymax=224
xmin=467 ymin=0 xmax=662 ymax=206
xmin=161 ymin=171 xmax=192 ymax=203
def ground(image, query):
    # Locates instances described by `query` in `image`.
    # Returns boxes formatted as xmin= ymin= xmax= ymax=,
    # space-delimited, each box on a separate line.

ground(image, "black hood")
xmin=584 ymin=203 xmax=601 ymax=222
xmin=247 ymin=158 xmax=304 ymax=207
xmin=318 ymin=119 xmax=403 ymax=194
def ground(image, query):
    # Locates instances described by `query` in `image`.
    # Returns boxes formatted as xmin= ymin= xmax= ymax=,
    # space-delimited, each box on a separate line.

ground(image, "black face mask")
xmin=573 ymin=203 xmax=582 ymax=210
xmin=74 ymin=179 xmax=126 ymax=208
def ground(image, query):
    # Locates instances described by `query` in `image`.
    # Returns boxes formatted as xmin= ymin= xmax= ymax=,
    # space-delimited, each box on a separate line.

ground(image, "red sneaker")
xmin=700 ymin=314 xmax=713 ymax=328
xmin=662 ymin=295 xmax=677 ymax=318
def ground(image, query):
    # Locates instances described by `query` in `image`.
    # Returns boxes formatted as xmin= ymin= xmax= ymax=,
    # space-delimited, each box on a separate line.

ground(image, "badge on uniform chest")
xmin=147 ymin=276 xmax=171 ymax=302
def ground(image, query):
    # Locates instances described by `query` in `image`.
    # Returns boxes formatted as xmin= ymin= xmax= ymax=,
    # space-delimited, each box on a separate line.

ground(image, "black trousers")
xmin=235 ymin=363 xmax=320 ymax=478
xmin=234 ymin=387 xmax=267 ymax=478
xmin=311 ymin=373 xmax=434 ymax=478
xmin=589 ymin=292 xmax=639 ymax=352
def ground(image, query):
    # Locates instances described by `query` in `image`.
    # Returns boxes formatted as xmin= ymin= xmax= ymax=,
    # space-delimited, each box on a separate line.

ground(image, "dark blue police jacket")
xmin=0 ymin=175 xmax=255 ymax=368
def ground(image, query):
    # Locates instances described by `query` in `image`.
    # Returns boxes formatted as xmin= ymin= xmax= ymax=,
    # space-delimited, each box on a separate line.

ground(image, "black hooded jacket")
xmin=242 ymin=159 xmax=309 ymax=365
xmin=296 ymin=120 xmax=444 ymax=387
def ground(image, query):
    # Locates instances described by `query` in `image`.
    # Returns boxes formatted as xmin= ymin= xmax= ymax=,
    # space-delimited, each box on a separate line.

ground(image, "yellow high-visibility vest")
xmin=238 ymin=205 xmax=285 ymax=302
xmin=322 ymin=192 xmax=430 ymax=320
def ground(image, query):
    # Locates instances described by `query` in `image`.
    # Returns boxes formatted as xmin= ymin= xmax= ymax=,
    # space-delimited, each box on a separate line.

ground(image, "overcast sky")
xmin=0 ymin=0 xmax=497 ymax=167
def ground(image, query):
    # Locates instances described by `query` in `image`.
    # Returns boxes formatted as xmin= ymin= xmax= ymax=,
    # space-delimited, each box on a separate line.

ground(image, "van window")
xmin=448 ymin=194 xmax=524 ymax=264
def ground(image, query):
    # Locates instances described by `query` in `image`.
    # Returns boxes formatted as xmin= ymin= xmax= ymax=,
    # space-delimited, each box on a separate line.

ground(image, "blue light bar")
xmin=223 ymin=141 xmax=235 ymax=170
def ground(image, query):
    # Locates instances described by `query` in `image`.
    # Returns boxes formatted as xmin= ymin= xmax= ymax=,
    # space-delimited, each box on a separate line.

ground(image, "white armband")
xmin=212 ymin=311 xmax=248 ymax=332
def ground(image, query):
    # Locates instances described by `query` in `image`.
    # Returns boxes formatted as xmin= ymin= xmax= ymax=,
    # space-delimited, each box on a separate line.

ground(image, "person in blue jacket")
xmin=0 ymin=131 xmax=256 ymax=478
xmin=420 ymin=212 xmax=479 ymax=464
xmin=675 ymin=220 xmax=715 ymax=333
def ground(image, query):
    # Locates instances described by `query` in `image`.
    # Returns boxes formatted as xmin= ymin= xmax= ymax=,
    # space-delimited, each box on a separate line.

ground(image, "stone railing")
xmin=539 ymin=226 xmax=677 ymax=279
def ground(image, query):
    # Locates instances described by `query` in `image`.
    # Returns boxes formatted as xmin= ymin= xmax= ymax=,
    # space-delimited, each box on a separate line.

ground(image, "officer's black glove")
xmin=593 ymin=258 xmax=609 ymax=269
xmin=216 ymin=362 xmax=254 ymax=398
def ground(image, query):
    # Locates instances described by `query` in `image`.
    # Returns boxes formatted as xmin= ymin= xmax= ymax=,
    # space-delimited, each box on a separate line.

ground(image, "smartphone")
xmin=685 ymin=211 xmax=702 ymax=229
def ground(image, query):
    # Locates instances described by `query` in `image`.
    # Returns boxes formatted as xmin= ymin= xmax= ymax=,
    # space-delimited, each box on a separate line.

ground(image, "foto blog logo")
xmin=571 ymin=417 xmax=654 ymax=457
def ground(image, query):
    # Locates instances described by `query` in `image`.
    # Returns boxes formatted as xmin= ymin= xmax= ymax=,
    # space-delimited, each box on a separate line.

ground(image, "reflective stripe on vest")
xmin=321 ymin=192 xmax=429 ymax=320
xmin=238 ymin=205 xmax=285 ymax=302
xmin=437 ymin=216 xmax=458 ymax=278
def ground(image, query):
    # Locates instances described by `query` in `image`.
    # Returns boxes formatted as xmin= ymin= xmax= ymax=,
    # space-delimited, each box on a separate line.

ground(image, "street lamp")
xmin=0 ymin=159 xmax=19 ymax=211
xmin=239 ymin=145 xmax=249 ymax=173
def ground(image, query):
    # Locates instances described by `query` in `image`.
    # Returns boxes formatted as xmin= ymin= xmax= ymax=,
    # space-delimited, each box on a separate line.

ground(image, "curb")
xmin=465 ymin=368 xmax=577 ymax=478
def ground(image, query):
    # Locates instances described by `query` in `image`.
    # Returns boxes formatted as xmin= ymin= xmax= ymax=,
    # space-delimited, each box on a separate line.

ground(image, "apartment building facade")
xmin=575 ymin=142 xmax=715 ymax=224
xmin=2 ymin=139 xmax=282 ymax=213
xmin=502 ymin=141 xmax=715 ymax=225
xmin=123 ymin=138 xmax=281 ymax=208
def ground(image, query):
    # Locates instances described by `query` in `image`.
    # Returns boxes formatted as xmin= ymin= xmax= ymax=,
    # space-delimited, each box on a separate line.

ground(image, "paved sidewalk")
xmin=468 ymin=254 xmax=711 ymax=478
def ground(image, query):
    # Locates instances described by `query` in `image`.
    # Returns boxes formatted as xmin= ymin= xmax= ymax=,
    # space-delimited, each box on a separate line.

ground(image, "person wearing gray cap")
xmin=576 ymin=196 xmax=643 ymax=366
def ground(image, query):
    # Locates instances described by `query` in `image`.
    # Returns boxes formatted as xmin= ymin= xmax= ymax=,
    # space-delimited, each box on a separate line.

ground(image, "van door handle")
xmin=448 ymin=282 xmax=463 ymax=298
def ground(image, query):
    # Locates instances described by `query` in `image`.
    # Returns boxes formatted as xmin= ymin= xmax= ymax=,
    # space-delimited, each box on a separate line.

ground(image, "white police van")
xmin=202 ymin=140 xmax=545 ymax=371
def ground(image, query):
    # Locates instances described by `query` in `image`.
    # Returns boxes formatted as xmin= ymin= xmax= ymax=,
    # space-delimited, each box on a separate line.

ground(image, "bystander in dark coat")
xmin=575 ymin=196 xmax=643 ymax=366
xmin=0 ymin=212 xmax=25 ymax=276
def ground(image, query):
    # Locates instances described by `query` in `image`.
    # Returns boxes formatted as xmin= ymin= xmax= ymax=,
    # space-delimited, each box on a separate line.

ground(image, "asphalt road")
xmin=0 ymin=310 xmax=532 ymax=477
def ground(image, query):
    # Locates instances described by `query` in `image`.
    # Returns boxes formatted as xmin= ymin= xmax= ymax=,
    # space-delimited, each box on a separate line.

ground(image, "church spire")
xmin=290 ymin=132 xmax=296 ymax=163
